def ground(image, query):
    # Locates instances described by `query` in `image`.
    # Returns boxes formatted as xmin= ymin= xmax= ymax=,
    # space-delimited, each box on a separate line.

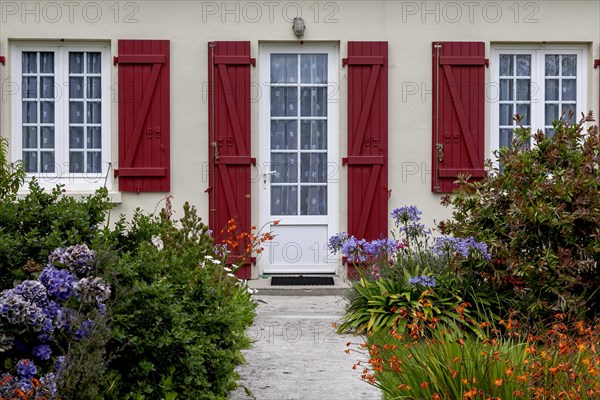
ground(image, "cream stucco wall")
xmin=1 ymin=0 xmax=599 ymax=275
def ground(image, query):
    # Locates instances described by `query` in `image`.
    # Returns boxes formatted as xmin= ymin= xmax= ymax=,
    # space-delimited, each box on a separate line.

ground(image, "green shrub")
xmin=0 ymin=180 xmax=112 ymax=288
xmin=102 ymin=203 xmax=256 ymax=399
xmin=441 ymin=112 xmax=600 ymax=320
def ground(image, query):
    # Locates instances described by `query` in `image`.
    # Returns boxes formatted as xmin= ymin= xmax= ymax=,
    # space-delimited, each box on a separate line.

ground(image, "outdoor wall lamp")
xmin=292 ymin=17 xmax=305 ymax=38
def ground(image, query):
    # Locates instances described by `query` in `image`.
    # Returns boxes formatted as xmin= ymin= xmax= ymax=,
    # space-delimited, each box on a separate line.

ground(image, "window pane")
xmin=545 ymin=79 xmax=559 ymax=101
xmin=300 ymin=54 xmax=327 ymax=84
xmin=271 ymin=120 xmax=298 ymax=150
xmin=499 ymin=129 xmax=513 ymax=149
xmin=271 ymin=153 xmax=298 ymax=183
xmin=499 ymin=79 xmax=513 ymax=101
xmin=41 ymin=102 xmax=54 ymax=123
xmin=300 ymin=87 xmax=327 ymax=117
xmin=87 ymin=127 xmax=102 ymax=149
xmin=87 ymin=102 xmax=101 ymax=124
xmin=271 ymin=186 xmax=298 ymax=215
xmin=516 ymin=104 xmax=530 ymax=125
xmin=499 ymin=55 xmax=513 ymax=76
xmin=22 ymin=127 xmax=37 ymax=148
xmin=40 ymin=127 xmax=54 ymax=149
xmin=87 ymin=53 xmax=101 ymax=74
xmin=23 ymin=151 xmax=38 ymax=172
xmin=41 ymin=77 xmax=55 ymax=98
xmin=545 ymin=103 xmax=559 ymax=125
xmin=271 ymin=87 xmax=298 ymax=117
xmin=301 ymin=153 xmax=327 ymax=183
xmin=70 ymin=77 xmax=84 ymax=99
xmin=301 ymin=186 xmax=327 ymax=215
xmin=40 ymin=52 xmax=54 ymax=73
xmin=41 ymin=152 xmax=55 ymax=173
xmin=270 ymin=54 xmax=297 ymax=83
xmin=546 ymin=128 xmax=555 ymax=138
xmin=562 ymin=79 xmax=576 ymax=101
xmin=69 ymin=152 xmax=84 ymax=173
xmin=70 ymin=52 xmax=84 ymax=74
xmin=87 ymin=77 xmax=101 ymax=99
xmin=562 ymin=104 xmax=576 ymax=123
xmin=23 ymin=77 xmax=37 ymax=98
xmin=23 ymin=102 xmax=37 ymax=123
xmin=70 ymin=127 xmax=85 ymax=149
xmin=301 ymin=120 xmax=327 ymax=150
xmin=562 ymin=55 xmax=576 ymax=76
xmin=545 ymin=55 xmax=559 ymax=76
xmin=516 ymin=55 xmax=531 ymax=76
xmin=516 ymin=79 xmax=530 ymax=101
xmin=88 ymin=152 xmax=101 ymax=173
xmin=499 ymin=104 xmax=513 ymax=126
xmin=23 ymin=52 xmax=37 ymax=73
xmin=70 ymin=102 xmax=84 ymax=123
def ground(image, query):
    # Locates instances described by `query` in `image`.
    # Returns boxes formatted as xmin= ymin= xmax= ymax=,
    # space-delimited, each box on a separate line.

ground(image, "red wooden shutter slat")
xmin=345 ymin=41 xmax=388 ymax=242
xmin=117 ymin=39 xmax=170 ymax=192
xmin=432 ymin=41 xmax=486 ymax=193
xmin=208 ymin=41 xmax=254 ymax=279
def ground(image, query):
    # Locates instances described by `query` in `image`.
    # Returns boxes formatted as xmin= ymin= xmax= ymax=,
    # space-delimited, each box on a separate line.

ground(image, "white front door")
xmin=258 ymin=44 xmax=339 ymax=274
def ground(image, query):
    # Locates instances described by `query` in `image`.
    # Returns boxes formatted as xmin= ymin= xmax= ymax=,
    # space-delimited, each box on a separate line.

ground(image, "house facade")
xmin=1 ymin=1 xmax=599 ymax=279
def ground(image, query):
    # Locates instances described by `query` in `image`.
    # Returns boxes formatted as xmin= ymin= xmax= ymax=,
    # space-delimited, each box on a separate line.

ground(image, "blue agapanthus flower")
xmin=16 ymin=359 xmax=37 ymax=380
xmin=433 ymin=236 xmax=491 ymax=260
xmin=408 ymin=275 xmax=436 ymax=288
xmin=328 ymin=232 xmax=349 ymax=252
xmin=391 ymin=206 xmax=423 ymax=225
xmin=364 ymin=238 xmax=399 ymax=258
xmin=32 ymin=344 xmax=52 ymax=360
xmin=341 ymin=236 xmax=369 ymax=263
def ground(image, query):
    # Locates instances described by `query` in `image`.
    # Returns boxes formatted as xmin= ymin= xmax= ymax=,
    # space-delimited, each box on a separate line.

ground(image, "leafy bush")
xmin=0 ymin=180 xmax=112 ymax=288
xmin=102 ymin=203 xmax=257 ymax=399
xmin=441 ymin=113 xmax=600 ymax=320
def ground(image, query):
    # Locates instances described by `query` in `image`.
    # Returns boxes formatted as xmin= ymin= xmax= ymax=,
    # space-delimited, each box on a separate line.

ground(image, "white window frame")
xmin=490 ymin=45 xmax=587 ymax=165
xmin=11 ymin=42 xmax=111 ymax=191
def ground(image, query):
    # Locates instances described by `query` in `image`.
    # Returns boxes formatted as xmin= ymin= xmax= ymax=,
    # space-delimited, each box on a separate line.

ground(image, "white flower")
xmin=204 ymin=255 xmax=213 ymax=260
xmin=223 ymin=267 xmax=232 ymax=272
xmin=247 ymin=288 xmax=257 ymax=295
xmin=151 ymin=236 xmax=163 ymax=250
xmin=212 ymin=260 xmax=221 ymax=265
xmin=227 ymin=273 xmax=235 ymax=278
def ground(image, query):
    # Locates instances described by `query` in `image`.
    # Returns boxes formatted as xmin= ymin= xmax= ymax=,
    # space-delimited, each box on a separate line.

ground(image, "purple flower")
xmin=408 ymin=275 xmax=436 ymax=288
xmin=16 ymin=359 xmax=37 ymax=380
xmin=53 ymin=356 xmax=65 ymax=374
xmin=75 ymin=319 xmax=94 ymax=340
xmin=40 ymin=268 xmax=78 ymax=301
xmin=49 ymin=244 xmax=97 ymax=276
xmin=73 ymin=277 xmax=111 ymax=305
xmin=0 ymin=290 xmax=45 ymax=330
xmin=364 ymin=238 xmax=399 ymax=258
xmin=40 ymin=372 xmax=58 ymax=397
xmin=328 ymin=232 xmax=349 ymax=253
xmin=391 ymin=206 xmax=423 ymax=225
xmin=32 ymin=344 xmax=52 ymax=360
xmin=13 ymin=280 xmax=48 ymax=308
xmin=433 ymin=236 xmax=491 ymax=260
xmin=341 ymin=237 xmax=369 ymax=263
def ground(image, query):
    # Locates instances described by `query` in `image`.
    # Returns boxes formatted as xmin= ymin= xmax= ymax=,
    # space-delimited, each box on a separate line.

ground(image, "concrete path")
xmin=228 ymin=295 xmax=382 ymax=400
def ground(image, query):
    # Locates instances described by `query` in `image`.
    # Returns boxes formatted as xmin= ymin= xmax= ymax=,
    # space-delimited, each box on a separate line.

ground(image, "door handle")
xmin=263 ymin=170 xmax=277 ymax=186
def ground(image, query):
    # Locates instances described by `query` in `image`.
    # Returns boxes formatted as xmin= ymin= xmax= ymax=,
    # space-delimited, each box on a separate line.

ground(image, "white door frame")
xmin=257 ymin=42 xmax=339 ymax=274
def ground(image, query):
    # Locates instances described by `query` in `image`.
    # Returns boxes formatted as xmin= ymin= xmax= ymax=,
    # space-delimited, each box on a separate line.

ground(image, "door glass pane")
xmin=271 ymin=120 xmax=298 ymax=150
xmin=70 ymin=77 xmax=84 ymax=98
xmin=87 ymin=127 xmax=102 ymax=149
xmin=23 ymin=52 xmax=37 ymax=73
xmin=499 ymin=129 xmax=513 ymax=149
xmin=301 ymin=186 xmax=327 ymax=215
xmin=300 ymin=87 xmax=327 ymax=117
xmin=40 ymin=52 xmax=54 ymax=73
xmin=88 ymin=152 xmax=101 ymax=173
xmin=87 ymin=102 xmax=101 ymax=124
xmin=70 ymin=102 xmax=84 ymax=123
xmin=545 ymin=55 xmax=559 ymax=76
xmin=516 ymin=55 xmax=531 ymax=76
xmin=40 ymin=127 xmax=54 ymax=148
xmin=562 ymin=55 xmax=576 ymax=76
xmin=301 ymin=54 xmax=327 ymax=84
xmin=70 ymin=127 xmax=84 ymax=149
xmin=300 ymin=153 xmax=327 ymax=183
xmin=69 ymin=152 xmax=84 ymax=173
xmin=87 ymin=77 xmax=101 ymax=99
xmin=301 ymin=120 xmax=327 ymax=150
xmin=23 ymin=127 xmax=37 ymax=148
xmin=87 ymin=53 xmax=101 ymax=74
xmin=515 ymin=79 xmax=530 ymax=101
xmin=23 ymin=77 xmax=37 ymax=98
xmin=499 ymin=79 xmax=513 ymax=101
xmin=270 ymin=54 xmax=297 ymax=83
xmin=545 ymin=103 xmax=559 ymax=125
xmin=41 ymin=102 xmax=54 ymax=123
xmin=499 ymin=55 xmax=513 ymax=76
xmin=271 ymin=153 xmax=298 ymax=183
xmin=516 ymin=104 xmax=530 ymax=125
xmin=41 ymin=77 xmax=55 ymax=98
xmin=562 ymin=79 xmax=576 ymax=101
xmin=70 ymin=52 xmax=84 ymax=74
xmin=271 ymin=87 xmax=298 ymax=117
xmin=41 ymin=152 xmax=55 ymax=173
xmin=271 ymin=186 xmax=298 ymax=215
xmin=23 ymin=151 xmax=38 ymax=172
xmin=23 ymin=102 xmax=37 ymax=123
xmin=500 ymin=104 xmax=513 ymax=126
xmin=545 ymin=79 xmax=559 ymax=101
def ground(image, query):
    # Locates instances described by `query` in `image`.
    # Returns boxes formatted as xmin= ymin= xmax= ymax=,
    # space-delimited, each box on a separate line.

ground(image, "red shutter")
xmin=595 ymin=56 xmax=600 ymax=118
xmin=115 ymin=40 xmax=170 ymax=192
xmin=343 ymin=42 xmax=388 ymax=241
xmin=208 ymin=41 xmax=255 ymax=279
xmin=432 ymin=41 xmax=486 ymax=193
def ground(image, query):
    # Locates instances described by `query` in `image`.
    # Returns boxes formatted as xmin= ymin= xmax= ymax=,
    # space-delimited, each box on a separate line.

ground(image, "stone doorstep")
xmin=246 ymin=276 xmax=353 ymax=296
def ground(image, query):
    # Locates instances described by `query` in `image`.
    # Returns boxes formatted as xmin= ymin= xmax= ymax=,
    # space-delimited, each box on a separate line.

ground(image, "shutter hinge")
xmin=485 ymin=58 xmax=490 ymax=68
xmin=595 ymin=59 xmax=600 ymax=68
xmin=211 ymin=141 xmax=220 ymax=160
xmin=113 ymin=56 xmax=118 ymax=65
xmin=0 ymin=56 xmax=5 ymax=65
xmin=436 ymin=143 xmax=444 ymax=162
xmin=113 ymin=169 xmax=119 ymax=177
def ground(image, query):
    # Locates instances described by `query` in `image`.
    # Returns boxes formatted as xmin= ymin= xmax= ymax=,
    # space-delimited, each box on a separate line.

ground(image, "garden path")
xmin=228 ymin=295 xmax=382 ymax=400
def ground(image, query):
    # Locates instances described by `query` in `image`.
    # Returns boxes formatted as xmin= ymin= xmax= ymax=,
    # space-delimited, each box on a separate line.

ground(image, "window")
xmin=12 ymin=43 xmax=110 ymax=190
xmin=490 ymin=46 xmax=586 ymax=157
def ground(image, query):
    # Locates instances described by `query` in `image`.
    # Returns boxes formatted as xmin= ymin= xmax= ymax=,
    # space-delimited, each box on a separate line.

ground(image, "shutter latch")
xmin=211 ymin=141 xmax=220 ymax=160
xmin=436 ymin=143 xmax=444 ymax=162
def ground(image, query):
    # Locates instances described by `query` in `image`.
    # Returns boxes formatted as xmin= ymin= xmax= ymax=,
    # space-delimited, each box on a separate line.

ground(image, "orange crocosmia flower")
xmin=548 ymin=366 xmax=559 ymax=374
xmin=505 ymin=367 xmax=514 ymax=376
xmin=432 ymin=394 xmax=442 ymax=400
xmin=451 ymin=369 xmax=458 ymax=379
xmin=494 ymin=378 xmax=503 ymax=386
xmin=420 ymin=382 xmax=429 ymax=389
xmin=517 ymin=374 xmax=528 ymax=382
xmin=453 ymin=357 xmax=461 ymax=363
xmin=463 ymin=388 xmax=478 ymax=399
xmin=273 ymin=220 xmax=281 ymax=225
